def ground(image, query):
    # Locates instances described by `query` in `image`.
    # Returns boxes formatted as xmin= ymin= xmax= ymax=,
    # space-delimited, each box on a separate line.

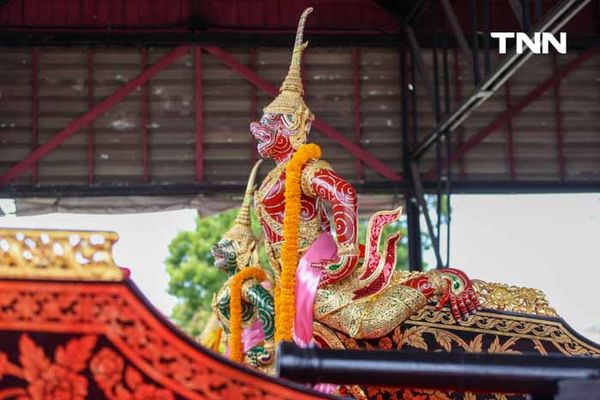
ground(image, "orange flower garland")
xmin=229 ymin=266 xmax=267 ymax=363
xmin=275 ymin=143 xmax=322 ymax=342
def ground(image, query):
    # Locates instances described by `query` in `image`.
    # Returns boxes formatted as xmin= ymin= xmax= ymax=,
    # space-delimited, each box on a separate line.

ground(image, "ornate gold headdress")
xmin=263 ymin=7 xmax=314 ymax=149
xmin=222 ymin=160 xmax=262 ymax=268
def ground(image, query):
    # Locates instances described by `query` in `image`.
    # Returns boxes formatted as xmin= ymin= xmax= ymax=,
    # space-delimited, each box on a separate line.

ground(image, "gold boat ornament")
xmin=0 ymin=229 xmax=123 ymax=281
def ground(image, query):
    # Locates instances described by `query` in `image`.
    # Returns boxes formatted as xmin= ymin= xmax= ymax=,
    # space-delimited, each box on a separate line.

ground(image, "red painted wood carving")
xmin=0 ymin=280 xmax=328 ymax=400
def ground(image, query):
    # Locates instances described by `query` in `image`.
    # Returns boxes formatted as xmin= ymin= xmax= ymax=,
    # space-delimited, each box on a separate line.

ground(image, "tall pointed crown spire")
xmin=223 ymin=160 xmax=262 ymax=243
xmin=263 ymin=7 xmax=313 ymax=121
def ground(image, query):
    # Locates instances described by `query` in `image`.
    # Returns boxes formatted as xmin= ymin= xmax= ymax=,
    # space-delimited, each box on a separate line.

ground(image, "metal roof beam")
xmin=411 ymin=0 xmax=593 ymax=161
xmin=203 ymin=46 xmax=403 ymax=182
xmin=509 ymin=0 xmax=525 ymax=29
xmin=0 ymin=30 xmax=402 ymax=47
xmin=410 ymin=163 xmax=443 ymax=267
xmin=406 ymin=26 xmax=436 ymax=113
xmin=424 ymin=47 xmax=599 ymax=180
xmin=0 ymin=46 xmax=191 ymax=184
xmin=4 ymin=180 xmax=599 ymax=197
xmin=440 ymin=0 xmax=474 ymax=74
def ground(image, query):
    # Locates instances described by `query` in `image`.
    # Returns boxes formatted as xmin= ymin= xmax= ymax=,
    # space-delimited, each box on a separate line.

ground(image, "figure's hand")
xmin=245 ymin=344 xmax=275 ymax=368
xmin=312 ymin=255 xmax=359 ymax=286
xmin=434 ymin=268 xmax=481 ymax=322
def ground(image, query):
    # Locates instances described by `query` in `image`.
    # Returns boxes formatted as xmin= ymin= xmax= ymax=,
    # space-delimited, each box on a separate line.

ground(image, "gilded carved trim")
xmin=0 ymin=229 xmax=123 ymax=281
xmin=472 ymin=280 xmax=557 ymax=317
xmin=393 ymin=271 xmax=558 ymax=318
xmin=0 ymin=280 xmax=325 ymax=400
xmin=318 ymin=305 xmax=600 ymax=399
xmin=407 ymin=306 xmax=600 ymax=357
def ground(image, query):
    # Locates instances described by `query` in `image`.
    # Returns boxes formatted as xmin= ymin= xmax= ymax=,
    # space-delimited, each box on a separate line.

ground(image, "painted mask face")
xmin=249 ymin=113 xmax=311 ymax=159
xmin=210 ymin=239 xmax=238 ymax=274
xmin=249 ymin=113 xmax=293 ymax=159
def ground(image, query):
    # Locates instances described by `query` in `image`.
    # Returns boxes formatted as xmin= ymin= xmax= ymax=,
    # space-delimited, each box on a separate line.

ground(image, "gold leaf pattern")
xmin=532 ymin=339 xmax=548 ymax=356
xmin=432 ymin=330 xmax=453 ymax=352
xmin=0 ymin=229 xmax=122 ymax=281
xmin=466 ymin=334 xmax=484 ymax=353
xmin=313 ymin=302 xmax=600 ymax=399
xmin=488 ymin=337 xmax=521 ymax=355
xmin=473 ymin=280 xmax=557 ymax=317
xmin=394 ymin=326 xmax=428 ymax=351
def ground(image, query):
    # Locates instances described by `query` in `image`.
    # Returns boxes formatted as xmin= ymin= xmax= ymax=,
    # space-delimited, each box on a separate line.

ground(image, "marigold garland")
xmin=229 ymin=266 xmax=267 ymax=363
xmin=275 ymin=143 xmax=322 ymax=342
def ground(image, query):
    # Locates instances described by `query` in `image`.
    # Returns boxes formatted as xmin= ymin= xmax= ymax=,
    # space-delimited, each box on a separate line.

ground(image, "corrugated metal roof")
xmin=0 ymin=45 xmax=404 ymax=186
xmin=413 ymin=50 xmax=600 ymax=182
xmin=0 ymin=45 xmax=598 ymax=197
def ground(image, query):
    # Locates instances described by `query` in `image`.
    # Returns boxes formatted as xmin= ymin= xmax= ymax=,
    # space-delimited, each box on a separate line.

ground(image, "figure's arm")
xmin=242 ymin=282 xmax=275 ymax=367
xmin=302 ymin=160 xmax=359 ymax=286
xmin=243 ymin=283 xmax=275 ymax=341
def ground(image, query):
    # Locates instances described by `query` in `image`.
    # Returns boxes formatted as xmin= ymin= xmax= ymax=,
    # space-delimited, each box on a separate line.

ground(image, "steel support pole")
xmin=411 ymin=0 xmax=592 ymax=161
xmin=482 ymin=0 xmax=491 ymax=76
xmin=406 ymin=194 xmax=423 ymax=271
xmin=249 ymin=48 xmax=258 ymax=164
xmin=452 ymin=48 xmax=466 ymax=179
xmin=552 ymin=54 xmax=567 ymax=180
xmin=401 ymin=48 xmax=422 ymax=271
xmin=141 ymin=48 xmax=149 ymax=182
xmin=535 ymin=0 xmax=543 ymax=21
xmin=411 ymin=163 xmax=443 ymax=268
xmin=505 ymin=82 xmax=517 ymax=180
xmin=194 ymin=46 xmax=204 ymax=182
xmin=406 ymin=26 xmax=436 ymax=112
xmin=523 ymin=0 xmax=532 ymax=33
xmin=87 ymin=48 xmax=94 ymax=184
xmin=426 ymin=47 xmax=598 ymax=179
xmin=431 ymin=0 xmax=443 ymax=260
xmin=440 ymin=0 xmax=473 ymax=74
xmin=442 ymin=13 xmax=452 ymax=267
xmin=352 ymin=48 xmax=363 ymax=182
xmin=469 ymin=0 xmax=481 ymax=85
xmin=30 ymin=48 xmax=38 ymax=183
xmin=509 ymin=0 xmax=525 ymax=28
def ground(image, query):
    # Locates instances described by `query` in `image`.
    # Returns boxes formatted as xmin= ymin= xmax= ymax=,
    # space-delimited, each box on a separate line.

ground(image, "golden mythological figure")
xmin=203 ymin=161 xmax=276 ymax=374
xmin=248 ymin=8 xmax=480 ymax=347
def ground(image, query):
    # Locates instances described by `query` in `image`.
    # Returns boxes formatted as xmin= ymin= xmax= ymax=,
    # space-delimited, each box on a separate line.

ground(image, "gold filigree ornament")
xmin=407 ymin=307 xmax=600 ymax=357
xmin=390 ymin=271 xmax=557 ymax=318
xmin=473 ymin=280 xmax=557 ymax=317
xmin=263 ymin=7 xmax=315 ymax=149
xmin=223 ymin=160 xmax=263 ymax=269
xmin=0 ymin=229 xmax=123 ymax=281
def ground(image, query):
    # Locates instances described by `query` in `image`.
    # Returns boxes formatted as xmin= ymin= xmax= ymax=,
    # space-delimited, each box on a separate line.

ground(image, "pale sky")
xmin=0 ymin=206 xmax=196 ymax=315
xmin=1 ymin=194 xmax=599 ymax=343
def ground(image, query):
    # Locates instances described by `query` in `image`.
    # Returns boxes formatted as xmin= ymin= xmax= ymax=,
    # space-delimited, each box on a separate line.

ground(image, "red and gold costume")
xmin=250 ymin=7 xmax=480 ymax=345
xmin=251 ymin=8 xmax=359 ymax=288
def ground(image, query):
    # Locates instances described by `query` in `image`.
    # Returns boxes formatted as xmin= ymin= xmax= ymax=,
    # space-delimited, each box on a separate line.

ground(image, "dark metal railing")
xmin=392 ymin=0 xmax=593 ymax=271
xmin=277 ymin=342 xmax=600 ymax=399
